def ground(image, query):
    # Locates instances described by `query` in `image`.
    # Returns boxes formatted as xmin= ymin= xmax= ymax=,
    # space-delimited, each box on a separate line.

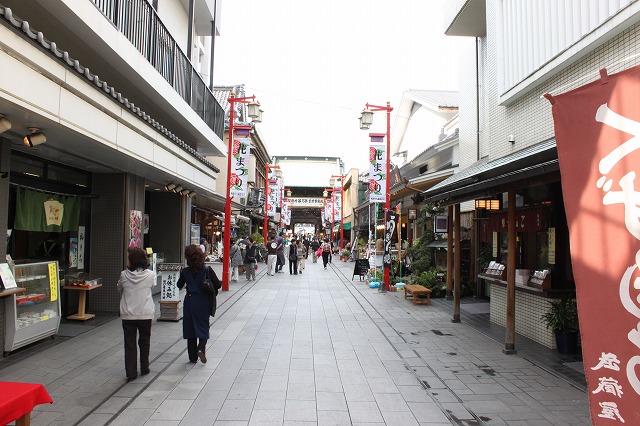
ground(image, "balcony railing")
xmin=91 ymin=0 xmax=224 ymax=140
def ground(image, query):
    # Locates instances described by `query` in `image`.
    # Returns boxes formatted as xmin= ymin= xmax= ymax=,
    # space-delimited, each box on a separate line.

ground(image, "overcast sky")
xmin=214 ymin=0 xmax=466 ymax=177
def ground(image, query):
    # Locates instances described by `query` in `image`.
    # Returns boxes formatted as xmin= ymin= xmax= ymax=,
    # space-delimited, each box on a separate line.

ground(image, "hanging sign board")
xmin=230 ymin=137 xmax=251 ymax=198
xmin=546 ymin=64 xmax=640 ymax=425
xmin=369 ymin=144 xmax=386 ymax=203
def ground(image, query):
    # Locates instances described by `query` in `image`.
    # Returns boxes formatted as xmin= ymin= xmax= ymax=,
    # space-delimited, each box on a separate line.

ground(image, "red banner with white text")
xmin=546 ymin=66 xmax=640 ymax=425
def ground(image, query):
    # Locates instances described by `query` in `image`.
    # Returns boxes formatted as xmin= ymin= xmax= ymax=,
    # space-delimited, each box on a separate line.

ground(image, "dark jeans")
xmin=289 ymin=259 xmax=298 ymax=274
xmin=322 ymin=252 xmax=330 ymax=267
xmin=187 ymin=337 xmax=207 ymax=362
xmin=122 ymin=319 xmax=152 ymax=379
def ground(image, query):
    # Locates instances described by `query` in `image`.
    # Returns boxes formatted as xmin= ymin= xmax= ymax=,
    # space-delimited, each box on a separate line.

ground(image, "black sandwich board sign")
xmin=352 ymin=258 xmax=370 ymax=281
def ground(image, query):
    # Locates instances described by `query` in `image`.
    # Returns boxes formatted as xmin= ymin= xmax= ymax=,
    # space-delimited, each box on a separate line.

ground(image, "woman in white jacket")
xmin=117 ymin=247 xmax=156 ymax=382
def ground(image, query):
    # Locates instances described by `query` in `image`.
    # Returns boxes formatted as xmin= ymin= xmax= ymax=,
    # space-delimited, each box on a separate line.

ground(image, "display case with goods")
xmin=4 ymin=261 xmax=61 ymax=355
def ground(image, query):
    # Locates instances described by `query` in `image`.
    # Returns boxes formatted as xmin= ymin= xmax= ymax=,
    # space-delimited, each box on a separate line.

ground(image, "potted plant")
xmin=541 ymin=297 xmax=579 ymax=354
xmin=341 ymin=249 xmax=351 ymax=261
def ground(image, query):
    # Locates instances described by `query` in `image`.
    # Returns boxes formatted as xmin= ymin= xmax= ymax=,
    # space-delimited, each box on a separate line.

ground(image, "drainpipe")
xmin=187 ymin=0 xmax=194 ymax=60
xmin=473 ymin=36 xmax=482 ymax=297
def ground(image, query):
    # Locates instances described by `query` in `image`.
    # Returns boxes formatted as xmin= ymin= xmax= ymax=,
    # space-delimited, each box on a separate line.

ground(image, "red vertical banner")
xmin=547 ymin=66 xmax=640 ymax=425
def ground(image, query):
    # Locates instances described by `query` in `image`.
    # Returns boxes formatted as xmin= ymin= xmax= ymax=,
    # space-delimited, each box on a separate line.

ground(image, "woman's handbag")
xmin=201 ymin=274 xmax=216 ymax=294
xmin=316 ymin=247 xmax=322 ymax=257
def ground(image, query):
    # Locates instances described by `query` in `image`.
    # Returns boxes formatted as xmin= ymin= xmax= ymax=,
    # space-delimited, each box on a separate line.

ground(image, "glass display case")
xmin=4 ymin=261 xmax=61 ymax=354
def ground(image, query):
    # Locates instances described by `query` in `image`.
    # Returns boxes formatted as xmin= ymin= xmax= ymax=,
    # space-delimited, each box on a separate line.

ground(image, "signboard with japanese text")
xmin=325 ymin=200 xmax=333 ymax=225
xmin=160 ymin=269 xmax=180 ymax=301
xmin=546 ymin=65 xmax=640 ymax=425
xmin=333 ymin=189 xmax=342 ymax=222
xmin=369 ymin=143 xmax=386 ymax=203
xmin=383 ymin=210 xmax=397 ymax=268
xmin=268 ymin=180 xmax=278 ymax=217
xmin=288 ymin=197 xmax=325 ymax=207
xmin=229 ymin=137 xmax=251 ymax=198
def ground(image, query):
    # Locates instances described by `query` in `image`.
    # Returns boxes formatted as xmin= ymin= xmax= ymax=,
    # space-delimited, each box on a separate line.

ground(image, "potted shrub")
xmin=341 ymin=249 xmax=351 ymax=261
xmin=541 ymin=297 xmax=579 ymax=354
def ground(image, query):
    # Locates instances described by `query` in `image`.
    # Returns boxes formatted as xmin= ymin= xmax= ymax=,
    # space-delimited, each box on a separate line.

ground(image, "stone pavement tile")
xmin=315 ymin=391 xmax=348 ymax=411
xmin=290 ymin=357 xmax=315 ymax=370
xmin=389 ymin=370 xmax=419 ymax=386
xmin=339 ymin=370 xmax=369 ymax=385
xmin=191 ymin=390 xmax=229 ymax=411
xmin=287 ymin=382 xmax=316 ymax=400
xmin=109 ymin=408 xmax=154 ymax=426
xmin=380 ymin=410 xmax=420 ymax=426
xmin=429 ymin=388 xmax=460 ymax=403
xmin=367 ymin=376 xmax=400 ymax=394
xmin=213 ymin=421 xmax=249 ymax=426
xmin=179 ymin=408 xmax=219 ymax=425
xmin=397 ymin=385 xmax=434 ymax=403
xmin=466 ymin=383 xmax=510 ymax=394
xmin=282 ymin=422 xmax=317 ymax=426
xmin=337 ymin=358 xmax=363 ymax=372
xmin=439 ymin=402 xmax=476 ymax=422
xmin=235 ymin=369 xmax=264 ymax=383
xmin=129 ymin=390 xmax=171 ymax=409
xmin=314 ymin=375 xmax=343 ymax=393
xmin=228 ymin=381 xmax=260 ymax=399
xmin=254 ymin=389 xmax=287 ymax=410
xmin=465 ymin=399 xmax=512 ymax=413
xmin=314 ymin=364 xmax=340 ymax=378
xmin=77 ymin=412 xmax=113 ymax=426
xmin=316 ymin=410 xmax=352 ymax=426
xmin=149 ymin=398 xmax=193 ymax=421
xmin=342 ymin=383 xmax=375 ymax=402
xmin=168 ymin=381 xmax=206 ymax=400
xmin=284 ymin=399 xmax=317 ymax=422
xmin=288 ymin=369 xmax=315 ymax=384
xmin=242 ymin=358 xmax=268 ymax=370
xmin=248 ymin=409 xmax=285 ymax=425
xmin=260 ymin=373 xmax=289 ymax=391
xmin=346 ymin=401 xmax=384 ymax=423
xmin=407 ymin=401 xmax=451 ymax=423
xmin=217 ymin=399 xmax=255 ymax=421
xmin=373 ymin=392 xmax=411 ymax=411
xmin=93 ymin=396 xmax=130 ymax=414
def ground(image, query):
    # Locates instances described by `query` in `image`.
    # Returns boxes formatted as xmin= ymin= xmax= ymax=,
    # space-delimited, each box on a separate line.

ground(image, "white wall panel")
xmin=498 ymin=0 xmax=640 ymax=103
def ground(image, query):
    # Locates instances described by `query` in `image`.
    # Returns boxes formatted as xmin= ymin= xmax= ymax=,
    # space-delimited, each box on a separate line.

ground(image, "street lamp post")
xmin=223 ymin=92 xmax=260 ymax=292
xmin=359 ymin=102 xmax=393 ymax=291
xmin=263 ymin=165 xmax=280 ymax=243
xmin=331 ymin=174 xmax=345 ymax=250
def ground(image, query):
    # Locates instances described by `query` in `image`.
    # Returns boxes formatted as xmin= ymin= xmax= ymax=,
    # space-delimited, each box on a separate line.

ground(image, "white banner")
xmin=333 ymin=189 xmax=342 ymax=222
xmin=282 ymin=202 xmax=291 ymax=226
xmin=230 ymin=137 xmax=251 ymax=198
xmin=268 ymin=180 xmax=278 ymax=217
xmin=287 ymin=197 xmax=325 ymax=207
xmin=325 ymin=200 xmax=333 ymax=225
xmin=369 ymin=143 xmax=386 ymax=203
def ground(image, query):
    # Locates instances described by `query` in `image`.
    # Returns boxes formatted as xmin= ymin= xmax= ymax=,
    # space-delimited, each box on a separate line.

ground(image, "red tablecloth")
xmin=0 ymin=382 xmax=52 ymax=425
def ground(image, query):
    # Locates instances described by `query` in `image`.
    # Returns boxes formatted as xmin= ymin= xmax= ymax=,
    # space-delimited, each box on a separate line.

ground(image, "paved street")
xmin=1 ymin=259 xmax=590 ymax=425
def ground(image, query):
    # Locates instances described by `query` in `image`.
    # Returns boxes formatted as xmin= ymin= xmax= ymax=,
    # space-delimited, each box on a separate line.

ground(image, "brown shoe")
xmin=197 ymin=350 xmax=207 ymax=363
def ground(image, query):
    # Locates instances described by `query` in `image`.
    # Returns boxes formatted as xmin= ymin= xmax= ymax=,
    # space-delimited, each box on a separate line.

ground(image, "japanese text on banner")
xmin=230 ymin=137 xmax=251 ymax=198
xmin=369 ymin=144 xmax=386 ymax=203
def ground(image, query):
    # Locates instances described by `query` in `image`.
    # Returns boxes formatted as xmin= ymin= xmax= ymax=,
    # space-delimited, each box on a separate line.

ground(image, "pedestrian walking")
xmin=243 ymin=237 xmax=260 ymax=281
xmin=177 ymin=244 xmax=220 ymax=364
xmin=229 ymin=239 xmax=243 ymax=282
xmin=117 ymin=247 xmax=156 ymax=382
xmin=266 ymin=235 xmax=278 ymax=275
xmin=275 ymin=231 xmax=286 ymax=273
xmin=288 ymin=238 xmax=298 ymax=274
xmin=297 ymin=240 xmax=307 ymax=273
xmin=310 ymin=238 xmax=320 ymax=263
xmin=321 ymin=238 xmax=331 ymax=269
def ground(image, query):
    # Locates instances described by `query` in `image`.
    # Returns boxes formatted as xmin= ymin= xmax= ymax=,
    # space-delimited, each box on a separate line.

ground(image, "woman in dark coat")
xmin=177 ymin=245 xmax=220 ymax=363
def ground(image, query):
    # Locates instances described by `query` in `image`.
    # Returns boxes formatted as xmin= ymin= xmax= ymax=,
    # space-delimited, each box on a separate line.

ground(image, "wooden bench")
xmin=404 ymin=285 xmax=432 ymax=305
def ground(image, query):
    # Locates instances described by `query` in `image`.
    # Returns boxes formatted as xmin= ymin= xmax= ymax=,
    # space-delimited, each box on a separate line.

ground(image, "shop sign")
xmin=288 ymin=197 xmax=324 ymax=207
xmin=268 ymin=180 xmax=278 ymax=217
xmin=229 ymin=137 xmax=251 ymax=198
xmin=483 ymin=207 xmax=546 ymax=234
xmin=44 ymin=200 xmax=64 ymax=226
xmin=369 ymin=144 xmax=386 ymax=203
xmin=383 ymin=210 xmax=398 ymax=269
xmin=548 ymin=227 xmax=556 ymax=264
xmin=333 ymin=189 xmax=342 ymax=222
xmin=547 ymin=65 xmax=640 ymax=425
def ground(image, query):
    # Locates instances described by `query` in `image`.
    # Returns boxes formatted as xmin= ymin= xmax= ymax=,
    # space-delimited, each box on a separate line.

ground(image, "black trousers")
xmin=322 ymin=252 xmax=330 ymax=267
xmin=122 ymin=319 xmax=152 ymax=379
xmin=289 ymin=259 xmax=298 ymax=274
xmin=187 ymin=337 xmax=207 ymax=362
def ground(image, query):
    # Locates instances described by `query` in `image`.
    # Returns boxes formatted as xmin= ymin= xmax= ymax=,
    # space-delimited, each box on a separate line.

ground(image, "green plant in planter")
xmin=414 ymin=268 xmax=446 ymax=297
xmin=541 ymin=297 xmax=579 ymax=354
xmin=541 ymin=298 xmax=578 ymax=332
xmin=341 ymin=249 xmax=351 ymax=259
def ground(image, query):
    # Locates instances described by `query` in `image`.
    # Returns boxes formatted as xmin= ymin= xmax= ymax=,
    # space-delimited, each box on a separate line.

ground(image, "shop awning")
xmin=423 ymin=138 xmax=558 ymax=206
xmin=332 ymin=222 xmax=351 ymax=232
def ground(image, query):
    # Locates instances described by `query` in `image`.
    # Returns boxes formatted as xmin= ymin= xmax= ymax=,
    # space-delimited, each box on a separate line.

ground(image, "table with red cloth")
xmin=0 ymin=382 xmax=52 ymax=426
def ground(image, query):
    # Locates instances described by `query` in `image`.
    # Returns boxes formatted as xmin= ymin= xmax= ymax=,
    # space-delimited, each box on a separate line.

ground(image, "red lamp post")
xmin=223 ymin=92 xmax=260 ymax=292
xmin=263 ymin=165 xmax=280 ymax=243
xmin=331 ymin=174 xmax=345 ymax=250
xmin=360 ymin=102 xmax=393 ymax=291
